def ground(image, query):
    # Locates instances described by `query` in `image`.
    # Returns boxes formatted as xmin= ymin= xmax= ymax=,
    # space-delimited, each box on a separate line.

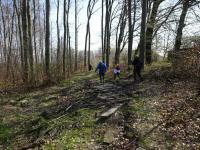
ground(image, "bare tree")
xmin=21 ymin=0 xmax=29 ymax=83
xmin=145 ymin=0 xmax=164 ymax=64
xmin=84 ymin=0 xmax=98 ymax=70
xmin=74 ymin=0 xmax=78 ymax=71
xmin=139 ymin=0 xmax=147 ymax=68
xmin=45 ymin=0 xmax=50 ymax=79
xmin=27 ymin=0 xmax=34 ymax=82
xmin=56 ymin=0 xmax=61 ymax=73
xmin=115 ymin=0 xmax=127 ymax=65
xmin=174 ymin=0 xmax=190 ymax=51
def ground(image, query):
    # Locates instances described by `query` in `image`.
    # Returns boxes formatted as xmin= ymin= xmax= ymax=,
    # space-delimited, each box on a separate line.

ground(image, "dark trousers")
xmin=134 ymin=67 xmax=142 ymax=81
xmin=114 ymin=73 xmax=120 ymax=80
xmin=99 ymin=73 xmax=105 ymax=83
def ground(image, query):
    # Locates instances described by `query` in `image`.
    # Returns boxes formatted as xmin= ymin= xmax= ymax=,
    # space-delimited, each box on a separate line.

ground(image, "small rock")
xmin=10 ymin=100 xmax=17 ymax=105
xmin=20 ymin=99 xmax=29 ymax=107
xmin=136 ymin=147 xmax=145 ymax=150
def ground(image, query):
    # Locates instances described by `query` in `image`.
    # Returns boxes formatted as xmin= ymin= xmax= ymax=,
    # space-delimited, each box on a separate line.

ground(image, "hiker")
xmin=114 ymin=64 xmax=120 ymax=80
xmin=89 ymin=64 xmax=93 ymax=71
xmin=95 ymin=61 xmax=107 ymax=83
xmin=132 ymin=56 xmax=143 ymax=81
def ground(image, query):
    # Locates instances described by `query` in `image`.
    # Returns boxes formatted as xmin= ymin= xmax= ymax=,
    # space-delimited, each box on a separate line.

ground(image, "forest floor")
xmin=0 ymin=62 xmax=199 ymax=150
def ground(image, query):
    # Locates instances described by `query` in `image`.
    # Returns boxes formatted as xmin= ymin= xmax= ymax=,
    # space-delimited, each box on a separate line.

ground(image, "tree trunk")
xmin=174 ymin=0 xmax=189 ymax=51
xmin=27 ymin=0 xmax=34 ymax=82
xmin=33 ymin=0 xmax=37 ymax=65
xmin=146 ymin=0 xmax=163 ymax=64
xmin=56 ymin=0 xmax=61 ymax=73
xmin=114 ymin=1 xmax=127 ymax=65
xmin=139 ymin=0 xmax=147 ymax=68
xmin=101 ymin=0 xmax=105 ymax=62
xmin=0 ymin=0 xmax=7 ymax=64
xmin=21 ymin=0 xmax=29 ymax=83
xmin=14 ymin=0 xmax=23 ymax=76
xmin=45 ymin=0 xmax=50 ymax=79
xmin=66 ymin=0 xmax=70 ymax=76
xmin=7 ymin=2 xmax=15 ymax=79
xmin=105 ymin=0 xmax=113 ymax=67
xmin=127 ymin=0 xmax=133 ymax=68
xmin=88 ymin=25 xmax=91 ymax=70
xmin=63 ymin=0 xmax=67 ymax=77
xmin=74 ymin=0 xmax=78 ymax=71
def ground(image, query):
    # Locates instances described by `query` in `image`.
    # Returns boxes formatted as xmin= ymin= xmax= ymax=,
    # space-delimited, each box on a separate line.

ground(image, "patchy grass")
xmin=0 ymin=123 xmax=13 ymax=145
xmin=42 ymin=108 xmax=100 ymax=149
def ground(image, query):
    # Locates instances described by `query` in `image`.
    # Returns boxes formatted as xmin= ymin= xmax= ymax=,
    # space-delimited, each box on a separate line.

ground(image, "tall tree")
xmin=84 ymin=0 xmax=98 ymax=70
xmin=21 ymin=0 xmax=29 ymax=83
xmin=45 ymin=0 xmax=50 ymax=79
xmin=127 ymin=0 xmax=133 ymax=68
xmin=115 ymin=1 xmax=127 ymax=65
xmin=66 ymin=0 xmax=71 ymax=75
xmin=104 ymin=0 xmax=114 ymax=67
xmin=63 ymin=0 xmax=67 ymax=76
xmin=14 ymin=0 xmax=23 ymax=74
xmin=74 ymin=0 xmax=78 ymax=71
xmin=174 ymin=0 xmax=190 ymax=51
xmin=33 ymin=0 xmax=37 ymax=65
xmin=101 ymin=0 xmax=105 ymax=62
xmin=7 ymin=1 xmax=15 ymax=79
xmin=139 ymin=0 xmax=147 ymax=68
xmin=27 ymin=0 xmax=34 ymax=82
xmin=146 ymin=0 xmax=164 ymax=64
xmin=0 ymin=0 xmax=7 ymax=65
xmin=56 ymin=0 xmax=61 ymax=72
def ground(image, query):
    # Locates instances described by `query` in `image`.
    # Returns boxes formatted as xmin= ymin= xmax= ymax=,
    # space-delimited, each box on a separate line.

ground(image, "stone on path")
xmin=100 ymin=104 xmax=123 ymax=118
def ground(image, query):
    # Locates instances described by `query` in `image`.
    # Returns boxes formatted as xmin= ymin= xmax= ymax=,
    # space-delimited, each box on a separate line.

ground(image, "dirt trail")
xmin=1 ymin=65 xmax=199 ymax=149
xmin=0 ymin=73 xmax=138 ymax=149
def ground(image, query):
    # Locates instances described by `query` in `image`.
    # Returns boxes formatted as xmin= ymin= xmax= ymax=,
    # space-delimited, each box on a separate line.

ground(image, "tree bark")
xmin=33 ymin=0 xmax=38 ymax=65
xmin=139 ymin=0 xmax=147 ymax=68
xmin=127 ymin=0 xmax=133 ymax=68
xmin=174 ymin=0 xmax=189 ymax=51
xmin=101 ymin=0 xmax=105 ymax=62
xmin=45 ymin=0 xmax=50 ymax=79
xmin=27 ymin=0 xmax=34 ymax=82
xmin=63 ymin=0 xmax=67 ymax=76
xmin=146 ymin=0 xmax=163 ymax=64
xmin=56 ymin=0 xmax=61 ymax=72
xmin=74 ymin=0 xmax=78 ymax=71
xmin=21 ymin=0 xmax=29 ymax=83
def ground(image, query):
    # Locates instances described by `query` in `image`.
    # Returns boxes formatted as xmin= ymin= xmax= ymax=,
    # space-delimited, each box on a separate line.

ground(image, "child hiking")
xmin=114 ymin=64 xmax=120 ymax=80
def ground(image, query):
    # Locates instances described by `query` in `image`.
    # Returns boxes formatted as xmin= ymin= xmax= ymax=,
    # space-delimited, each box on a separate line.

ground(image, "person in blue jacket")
xmin=95 ymin=61 xmax=107 ymax=83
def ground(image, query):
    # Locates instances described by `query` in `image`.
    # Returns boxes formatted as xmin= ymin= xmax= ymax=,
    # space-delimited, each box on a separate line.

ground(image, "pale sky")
xmin=49 ymin=0 xmax=200 ymax=53
xmin=50 ymin=0 xmax=102 ymax=51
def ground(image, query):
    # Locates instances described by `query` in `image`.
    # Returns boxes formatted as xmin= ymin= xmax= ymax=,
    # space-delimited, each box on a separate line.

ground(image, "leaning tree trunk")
xmin=146 ymin=0 xmax=163 ymax=64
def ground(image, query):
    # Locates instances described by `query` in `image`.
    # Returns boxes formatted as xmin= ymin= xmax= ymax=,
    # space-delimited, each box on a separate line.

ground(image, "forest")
xmin=0 ymin=0 xmax=200 ymax=149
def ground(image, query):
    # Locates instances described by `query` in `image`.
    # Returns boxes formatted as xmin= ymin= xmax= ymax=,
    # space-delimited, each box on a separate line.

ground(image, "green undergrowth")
xmin=43 ymin=108 xmax=101 ymax=149
xmin=0 ymin=123 xmax=13 ymax=145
